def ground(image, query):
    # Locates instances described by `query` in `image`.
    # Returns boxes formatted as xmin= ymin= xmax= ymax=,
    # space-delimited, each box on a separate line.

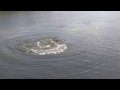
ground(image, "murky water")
xmin=1 ymin=11 xmax=120 ymax=79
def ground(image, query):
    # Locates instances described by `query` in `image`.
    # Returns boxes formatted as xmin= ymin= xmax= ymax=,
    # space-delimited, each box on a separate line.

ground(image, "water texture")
xmin=0 ymin=11 xmax=120 ymax=79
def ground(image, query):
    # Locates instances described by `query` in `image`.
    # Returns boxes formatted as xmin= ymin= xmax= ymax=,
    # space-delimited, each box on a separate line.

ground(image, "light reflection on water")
xmin=0 ymin=11 xmax=120 ymax=79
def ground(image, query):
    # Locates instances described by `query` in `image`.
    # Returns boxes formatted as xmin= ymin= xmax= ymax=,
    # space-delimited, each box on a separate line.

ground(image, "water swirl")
xmin=15 ymin=37 xmax=67 ymax=55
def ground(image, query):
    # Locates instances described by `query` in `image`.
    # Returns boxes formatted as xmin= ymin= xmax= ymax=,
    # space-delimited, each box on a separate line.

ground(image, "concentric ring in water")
xmin=15 ymin=37 xmax=67 ymax=55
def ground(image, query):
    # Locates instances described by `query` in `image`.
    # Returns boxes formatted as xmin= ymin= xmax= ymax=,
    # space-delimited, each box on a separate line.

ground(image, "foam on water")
xmin=15 ymin=37 xmax=67 ymax=55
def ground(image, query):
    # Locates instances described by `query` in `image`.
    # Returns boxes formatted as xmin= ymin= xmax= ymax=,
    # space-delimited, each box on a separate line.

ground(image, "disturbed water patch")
xmin=15 ymin=37 xmax=67 ymax=55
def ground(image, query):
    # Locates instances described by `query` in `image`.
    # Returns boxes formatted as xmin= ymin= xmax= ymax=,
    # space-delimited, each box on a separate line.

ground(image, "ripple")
xmin=11 ymin=37 xmax=67 ymax=55
xmin=4 ymin=29 xmax=81 ymax=59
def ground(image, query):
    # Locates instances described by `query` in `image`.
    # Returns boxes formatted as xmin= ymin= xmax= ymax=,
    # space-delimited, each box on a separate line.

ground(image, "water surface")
xmin=0 ymin=11 xmax=120 ymax=79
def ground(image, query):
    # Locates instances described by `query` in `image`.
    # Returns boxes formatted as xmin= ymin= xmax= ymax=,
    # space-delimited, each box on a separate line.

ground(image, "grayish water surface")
xmin=0 ymin=11 xmax=120 ymax=79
